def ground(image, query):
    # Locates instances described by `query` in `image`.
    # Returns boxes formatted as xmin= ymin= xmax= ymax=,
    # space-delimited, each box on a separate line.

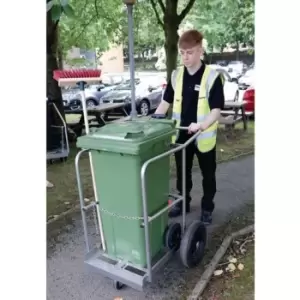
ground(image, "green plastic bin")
xmin=76 ymin=118 xmax=176 ymax=267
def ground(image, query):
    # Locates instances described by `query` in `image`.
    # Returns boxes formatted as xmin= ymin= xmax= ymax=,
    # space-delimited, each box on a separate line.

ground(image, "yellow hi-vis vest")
xmin=171 ymin=65 xmax=224 ymax=153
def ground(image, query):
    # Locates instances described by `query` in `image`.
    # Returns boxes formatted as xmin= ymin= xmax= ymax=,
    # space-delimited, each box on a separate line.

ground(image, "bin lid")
xmin=76 ymin=118 xmax=176 ymax=154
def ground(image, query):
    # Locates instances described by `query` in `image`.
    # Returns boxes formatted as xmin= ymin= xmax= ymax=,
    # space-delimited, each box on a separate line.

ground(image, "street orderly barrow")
xmin=75 ymin=117 xmax=207 ymax=291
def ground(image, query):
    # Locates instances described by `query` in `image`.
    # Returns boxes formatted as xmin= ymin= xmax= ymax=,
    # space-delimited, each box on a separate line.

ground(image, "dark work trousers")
xmin=175 ymin=134 xmax=217 ymax=212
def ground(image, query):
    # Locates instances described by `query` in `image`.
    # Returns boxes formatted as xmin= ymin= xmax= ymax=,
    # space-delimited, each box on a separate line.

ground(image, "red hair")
xmin=178 ymin=30 xmax=204 ymax=49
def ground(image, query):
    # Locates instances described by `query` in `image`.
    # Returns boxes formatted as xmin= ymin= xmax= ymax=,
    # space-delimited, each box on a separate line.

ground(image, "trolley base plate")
xmin=84 ymin=247 xmax=174 ymax=291
xmin=47 ymin=148 xmax=69 ymax=160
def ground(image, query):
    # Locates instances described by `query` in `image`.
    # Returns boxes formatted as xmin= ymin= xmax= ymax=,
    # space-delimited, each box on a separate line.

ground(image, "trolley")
xmin=47 ymin=100 xmax=70 ymax=163
xmin=75 ymin=124 xmax=207 ymax=291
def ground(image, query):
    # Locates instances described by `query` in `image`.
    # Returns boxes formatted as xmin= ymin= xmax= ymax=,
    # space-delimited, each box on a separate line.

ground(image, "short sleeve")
xmin=162 ymin=80 xmax=174 ymax=104
xmin=208 ymin=75 xmax=225 ymax=110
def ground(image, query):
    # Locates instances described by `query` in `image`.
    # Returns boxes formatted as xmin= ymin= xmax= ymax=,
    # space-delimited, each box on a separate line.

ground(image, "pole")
xmin=126 ymin=4 xmax=137 ymax=118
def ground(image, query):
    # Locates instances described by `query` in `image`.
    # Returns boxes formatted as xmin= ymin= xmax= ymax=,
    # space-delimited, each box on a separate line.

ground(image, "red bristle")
xmin=53 ymin=69 xmax=101 ymax=81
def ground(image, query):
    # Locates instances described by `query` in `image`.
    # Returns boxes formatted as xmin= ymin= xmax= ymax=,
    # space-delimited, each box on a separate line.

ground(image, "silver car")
xmin=64 ymin=84 xmax=118 ymax=110
xmin=101 ymin=76 xmax=166 ymax=116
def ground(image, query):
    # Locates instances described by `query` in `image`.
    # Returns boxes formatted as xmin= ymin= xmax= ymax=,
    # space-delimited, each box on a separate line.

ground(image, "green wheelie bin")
xmin=76 ymin=117 xmax=176 ymax=268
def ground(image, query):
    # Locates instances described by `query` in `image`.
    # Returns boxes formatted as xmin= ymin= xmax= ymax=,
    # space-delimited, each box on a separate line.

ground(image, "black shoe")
xmin=168 ymin=205 xmax=190 ymax=218
xmin=200 ymin=210 xmax=212 ymax=225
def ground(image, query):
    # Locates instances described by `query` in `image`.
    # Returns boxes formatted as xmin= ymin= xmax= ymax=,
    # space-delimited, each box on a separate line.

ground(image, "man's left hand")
xmin=188 ymin=122 xmax=202 ymax=134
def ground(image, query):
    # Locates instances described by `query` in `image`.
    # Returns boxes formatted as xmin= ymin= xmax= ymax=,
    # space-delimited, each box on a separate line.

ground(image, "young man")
xmin=155 ymin=30 xmax=225 ymax=224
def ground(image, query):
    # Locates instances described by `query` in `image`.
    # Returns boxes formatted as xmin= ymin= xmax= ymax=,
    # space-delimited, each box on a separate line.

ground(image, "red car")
xmin=243 ymin=86 xmax=255 ymax=113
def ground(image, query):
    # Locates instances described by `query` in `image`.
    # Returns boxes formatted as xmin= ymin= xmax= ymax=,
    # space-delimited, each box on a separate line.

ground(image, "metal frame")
xmin=47 ymin=102 xmax=70 ymax=160
xmin=75 ymin=126 xmax=203 ymax=291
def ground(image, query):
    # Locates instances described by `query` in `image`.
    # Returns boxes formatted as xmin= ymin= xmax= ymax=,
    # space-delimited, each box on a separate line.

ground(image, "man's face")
xmin=179 ymin=45 xmax=203 ymax=68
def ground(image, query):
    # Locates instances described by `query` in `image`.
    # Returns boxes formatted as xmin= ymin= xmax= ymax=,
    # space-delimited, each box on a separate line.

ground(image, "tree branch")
xmin=178 ymin=0 xmax=196 ymax=22
xmin=72 ymin=15 xmax=98 ymax=45
xmin=94 ymin=0 xmax=99 ymax=16
xmin=149 ymin=0 xmax=164 ymax=28
xmin=157 ymin=0 xmax=165 ymax=13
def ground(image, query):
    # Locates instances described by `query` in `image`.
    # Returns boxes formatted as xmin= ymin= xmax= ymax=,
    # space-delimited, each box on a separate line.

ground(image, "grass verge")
xmin=201 ymin=239 xmax=254 ymax=300
xmin=47 ymin=121 xmax=254 ymax=220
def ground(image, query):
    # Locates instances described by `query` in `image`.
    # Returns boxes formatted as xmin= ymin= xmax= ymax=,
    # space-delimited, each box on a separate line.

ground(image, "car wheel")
xmin=86 ymin=99 xmax=97 ymax=108
xmin=234 ymin=91 xmax=239 ymax=102
xmin=139 ymin=99 xmax=150 ymax=116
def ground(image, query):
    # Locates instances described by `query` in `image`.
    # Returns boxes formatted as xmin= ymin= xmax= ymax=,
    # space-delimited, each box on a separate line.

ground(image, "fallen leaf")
xmin=64 ymin=202 xmax=70 ymax=205
xmin=229 ymin=257 xmax=237 ymax=263
xmin=238 ymin=263 xmax=244 ymax=270
xmin=84 ymin=198 xmax=90 ymax=202
xmin=214 ymin=269 xmax=223 ymax=276
xmin=47 ymin=180 xmax=54 ymax=188
xmin=220 ymin=148 xmax=224 ymax=152
xmin=227 ymin=263 xmax=236 ymax=272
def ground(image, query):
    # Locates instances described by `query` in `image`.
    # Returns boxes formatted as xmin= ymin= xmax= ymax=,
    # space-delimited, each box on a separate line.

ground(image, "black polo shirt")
xmin=163 ymin=63 xmax=225 ymax=130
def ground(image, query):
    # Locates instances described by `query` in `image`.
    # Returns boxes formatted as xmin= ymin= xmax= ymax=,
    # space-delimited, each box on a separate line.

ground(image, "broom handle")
xmin=80 ymin=89 xmax=106 ymax=251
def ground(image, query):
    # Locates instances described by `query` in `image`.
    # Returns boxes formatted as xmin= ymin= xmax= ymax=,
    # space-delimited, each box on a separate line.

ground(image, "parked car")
xmin=243 ymin=85 xmax=255 ymax=113
xmin=238 ymin=68 xmax=254 ymax=90
xmin=209 ymin=64 xmax=228 ymax=72
xmin=216 ymin=68 xmax=240 ymax=102
xmin=215 ymin=60 xmax=228 ymax=67
xmin=66 ymin=84 xmax=118 ymax=110
xmin=101 ymin=76 xmax=166 ymax=116
xmin=62 ymin=86 xmax=80 ymax=108
xmin=227 ymin=60 xmax=247 ymax=78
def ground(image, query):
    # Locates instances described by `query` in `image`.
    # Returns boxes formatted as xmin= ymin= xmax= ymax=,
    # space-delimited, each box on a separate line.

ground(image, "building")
xmin=99 ymin=44 xmax=124 ymax=73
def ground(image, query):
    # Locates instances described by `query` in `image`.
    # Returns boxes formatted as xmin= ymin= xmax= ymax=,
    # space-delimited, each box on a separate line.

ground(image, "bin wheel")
xmin=113 ymin=280 xmax=125 ymax=290
xmin=165 ymin=222 xmax=181 ymax=251
xmin=180 ymin=221 xmax=207 ymax=268
xmin=60 ymin=157 xmax=67 ymax=162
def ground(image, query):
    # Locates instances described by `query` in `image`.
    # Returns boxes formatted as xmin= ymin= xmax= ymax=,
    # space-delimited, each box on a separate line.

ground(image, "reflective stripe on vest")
xmin=171 ymin=65 xmax=222 ymax=152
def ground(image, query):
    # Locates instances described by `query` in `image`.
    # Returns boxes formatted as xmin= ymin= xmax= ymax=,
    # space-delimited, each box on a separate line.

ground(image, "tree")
xmin=46 ymin=0 xmax=124 ymax=124
xmin=189 ymin=0 xmax=254 ymax=54
xmin=119 ymin=1 xmax=164 ymax=69
xmin=46 ymin=0 xmax=72 ymax=122
xmin=149 ymin=0 xmax=197 ymax=80
xmin=224 ymin=0 xmax=254 ymax=58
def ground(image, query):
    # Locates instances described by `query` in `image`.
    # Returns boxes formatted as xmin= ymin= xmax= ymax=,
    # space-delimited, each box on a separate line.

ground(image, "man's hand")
xmin=188 ymin=122 xmax=202 ymax=134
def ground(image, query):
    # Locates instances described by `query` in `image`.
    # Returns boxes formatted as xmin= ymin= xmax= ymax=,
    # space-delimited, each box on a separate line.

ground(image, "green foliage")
xmin=47 ymin=0 xmax=125 ymax=58
xmin=189 ymin=0 xmax=254 ymax=50
xmin=120 ymin=1 xmax=165 ymax=58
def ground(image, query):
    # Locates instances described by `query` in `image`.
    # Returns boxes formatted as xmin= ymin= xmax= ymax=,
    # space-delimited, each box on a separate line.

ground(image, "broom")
xmin=53 ymin=69 xmax=106 ymax=251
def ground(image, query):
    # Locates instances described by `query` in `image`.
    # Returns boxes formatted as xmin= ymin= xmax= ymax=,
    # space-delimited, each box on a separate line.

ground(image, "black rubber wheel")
xmin=180 ymin=221 xmax=207 ymax=268
xmin=165 ymin=222 xmax=182 ymax=251
xmin=113 ymin=280 xmax=125 ymax=290
xmin=86 ymin=99 xmax=97 ymax=108
xmin=139 ymin=99 xmax=150 ymax=116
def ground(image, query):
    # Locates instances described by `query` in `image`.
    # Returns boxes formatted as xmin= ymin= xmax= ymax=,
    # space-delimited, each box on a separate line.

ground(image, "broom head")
xmin=53 ymin=69 xmax=102 ymax=87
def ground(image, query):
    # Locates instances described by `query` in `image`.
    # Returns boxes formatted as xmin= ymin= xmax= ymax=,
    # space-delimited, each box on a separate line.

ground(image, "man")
xmin=154 ymin=30 xmax=225 ymax=224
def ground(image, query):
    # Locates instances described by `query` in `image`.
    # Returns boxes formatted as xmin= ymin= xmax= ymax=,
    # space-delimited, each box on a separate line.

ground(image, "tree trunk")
xmin=236 ymin=41 xmax=240 ymax=60
xmin=164 ymin=1 xmax=180 ymax=82
xmin=57 ymin=45 xmax=64 ymax=70
xmin=47 ymin=8 xmax=65 ymax=125
xmin=47 ymin=5 xmax=67 ymax=150
xmin=164 ymin=34 xmax=179 ymax=82
xmin=164 ymin=20 xmax=179 ymax=118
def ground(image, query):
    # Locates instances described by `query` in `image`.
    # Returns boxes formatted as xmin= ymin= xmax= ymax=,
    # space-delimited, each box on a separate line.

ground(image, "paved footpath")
xmin=47 ymin=155 xmax=254 ymax=300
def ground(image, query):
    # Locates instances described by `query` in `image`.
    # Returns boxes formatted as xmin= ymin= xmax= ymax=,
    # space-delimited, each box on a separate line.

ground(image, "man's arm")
xmin=154 ymin=80 xmax=174 ymax=115
xmin=200 ymin=75 xmax=225 ymax=130
xmin=188 ymin=75 xmax=225 ymax=133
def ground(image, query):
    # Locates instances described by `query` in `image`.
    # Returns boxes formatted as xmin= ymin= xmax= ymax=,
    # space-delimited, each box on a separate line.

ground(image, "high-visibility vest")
xmin=171 ymin=65 xmax=224 ymax=153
